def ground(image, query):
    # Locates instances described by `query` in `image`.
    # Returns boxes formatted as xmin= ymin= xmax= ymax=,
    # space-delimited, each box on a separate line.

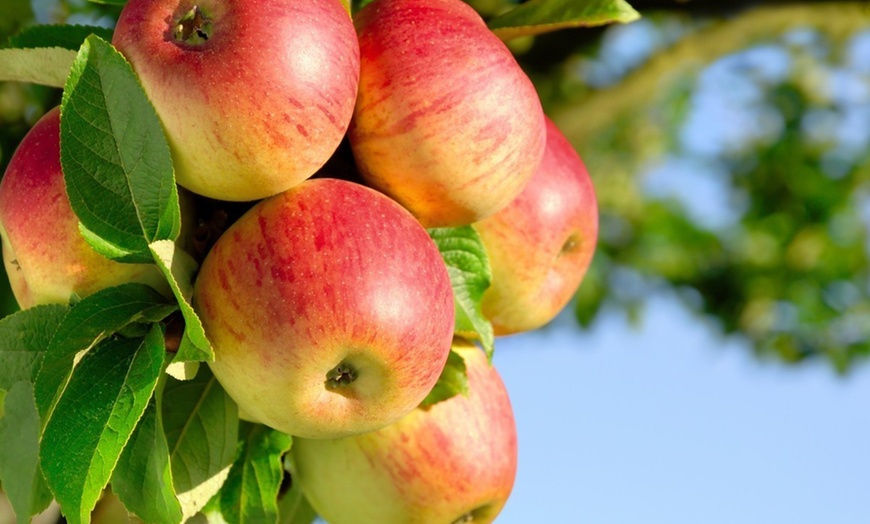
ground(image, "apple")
xmin=192 ymin=178 xmax=455 ymax=439
xmin=112 ymin=0 xmax=360 ymax=202
xmin=0 ymin=107 xmax=169 ymax=309
xmin=475 ymin=117 xmax=598 ymax=335
xmin=290 ymin=339 xmax=518 ymax=524
xmin=349 ymin=0 xmax=546 ymax=228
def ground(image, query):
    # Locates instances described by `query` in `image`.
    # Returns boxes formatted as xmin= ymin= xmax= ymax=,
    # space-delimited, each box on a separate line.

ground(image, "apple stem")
xmin=326 ymin=363 xmax=358 ymax=389
xmin=173 ymin=5 xmax=213 ymax=45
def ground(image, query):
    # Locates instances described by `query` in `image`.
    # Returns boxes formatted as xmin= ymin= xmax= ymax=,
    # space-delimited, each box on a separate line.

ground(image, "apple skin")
xmin=290 ymin=339 xmax=517 ymax=524
xmin=349 ymin=0 xmax=546 ymax=228
xmin=112 ymin=0 xmax=360 ymax=201
xmin=192 ymin=178 xmax=455 ymax=439
xmin=475 ymin=117 xmax=598 ymax=336
xmin=0 ymin=107 xmax=168 ymax=309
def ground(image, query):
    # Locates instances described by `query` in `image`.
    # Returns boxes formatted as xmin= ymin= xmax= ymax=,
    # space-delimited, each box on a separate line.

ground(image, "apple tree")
xmin=0 ymin=0 xmax=636 ymax=522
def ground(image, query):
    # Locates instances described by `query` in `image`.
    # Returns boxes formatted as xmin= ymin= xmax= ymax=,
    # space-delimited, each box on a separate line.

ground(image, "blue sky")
xmin=493 ymin=293 xmax=870 ymax=523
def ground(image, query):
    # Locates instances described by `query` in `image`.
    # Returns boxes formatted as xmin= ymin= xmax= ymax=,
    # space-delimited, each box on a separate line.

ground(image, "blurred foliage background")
xmin=531 ymin=1 xmax=870 ymax=373
xmin=1 ymin=0 xmax=869 ymax=372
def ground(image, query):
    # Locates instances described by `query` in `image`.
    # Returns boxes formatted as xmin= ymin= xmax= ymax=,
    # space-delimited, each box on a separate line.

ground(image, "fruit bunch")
xmin=0 ymin=0 xmax=635 ymax=522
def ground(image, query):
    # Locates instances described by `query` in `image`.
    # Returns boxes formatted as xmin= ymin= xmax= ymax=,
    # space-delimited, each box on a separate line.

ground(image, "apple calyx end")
xmin=560 ymin=233 xmax=580 ymax=256
xmin=452 ymin=503 xmax=494 ymax=524
xmin=173 ymin=5 xmax=213 ymax=46
xmin=325 ymin=362 xmax=359 ymax=390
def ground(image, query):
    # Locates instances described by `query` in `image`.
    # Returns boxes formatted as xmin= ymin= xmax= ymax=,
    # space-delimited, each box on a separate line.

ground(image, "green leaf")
xmin=0 ymin=304 xmax=69 ymax=390
xmin=0 ymin=47 xmax=76 ymax=87
xmin=428 ymin=227 xmax=495 ymax=358
xmin=60 ymin=35 xmax=180 ymax=264
xmin=277 ymin=472 xmax=318 ymax=524
xmin=213 ymin=423 xmax=293 ymax=524
xmin=0 ymin=305 xmax=56 ymax=522
xmin=40 ymin=325 xmax=165 ymax=524
xmin=88 ymin=0 xmax=128 ymax=5
xmin=164 ymin=366 xmax=238 ymax=521
xmin=166 ymin=359 xmax=201 ymax=381
xmin=420 ymin=349 xmax=469 ymax=408
xmin=6 ymin=24 xmax=114 ymax=50
xmin=0 ymin=382 xmax=53 ymax=523
xmin=112 ymin=386 xmax=184 ymax=524
xmin=150 ymin=240 xmax=214 ymax=362
xmin=34 ymin=283 xmax=176 ymax=423
xmin=115 ymin=321 xmax=154 ymax=338
xmin=488 ymin=0 xmax=641 ymax=40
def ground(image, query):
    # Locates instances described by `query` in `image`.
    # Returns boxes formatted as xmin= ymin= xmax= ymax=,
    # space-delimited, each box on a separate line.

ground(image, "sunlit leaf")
xmin=488 ymin=0 xmax=640 ymax=40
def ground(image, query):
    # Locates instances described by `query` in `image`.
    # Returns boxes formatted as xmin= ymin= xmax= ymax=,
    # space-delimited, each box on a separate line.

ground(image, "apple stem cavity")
xmin=326 ymin=362 xmax=358 ymax=390
xmin=173 ymin=5 xmax=213 ymax=46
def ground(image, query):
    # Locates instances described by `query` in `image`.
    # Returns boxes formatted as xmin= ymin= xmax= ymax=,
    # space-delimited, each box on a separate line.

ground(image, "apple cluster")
xmin=0 ymin=0 xmax=598 ymax=522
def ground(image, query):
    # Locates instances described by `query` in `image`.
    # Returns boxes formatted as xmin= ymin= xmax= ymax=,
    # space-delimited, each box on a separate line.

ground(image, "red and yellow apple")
xmin=349 ymin=0 xmax=545 ymax=227
xmin=192 ymin=178 xmax=455 ymax=438
xmin=475 ymin=117 xmax=598 ymax=335
xmin=290 ymin=339 xmax=517 ymax=524
xmin=112 ymin=0 xmax=360 ymax=201
xmin=0 ymin=107 xmax=168 ymax=309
